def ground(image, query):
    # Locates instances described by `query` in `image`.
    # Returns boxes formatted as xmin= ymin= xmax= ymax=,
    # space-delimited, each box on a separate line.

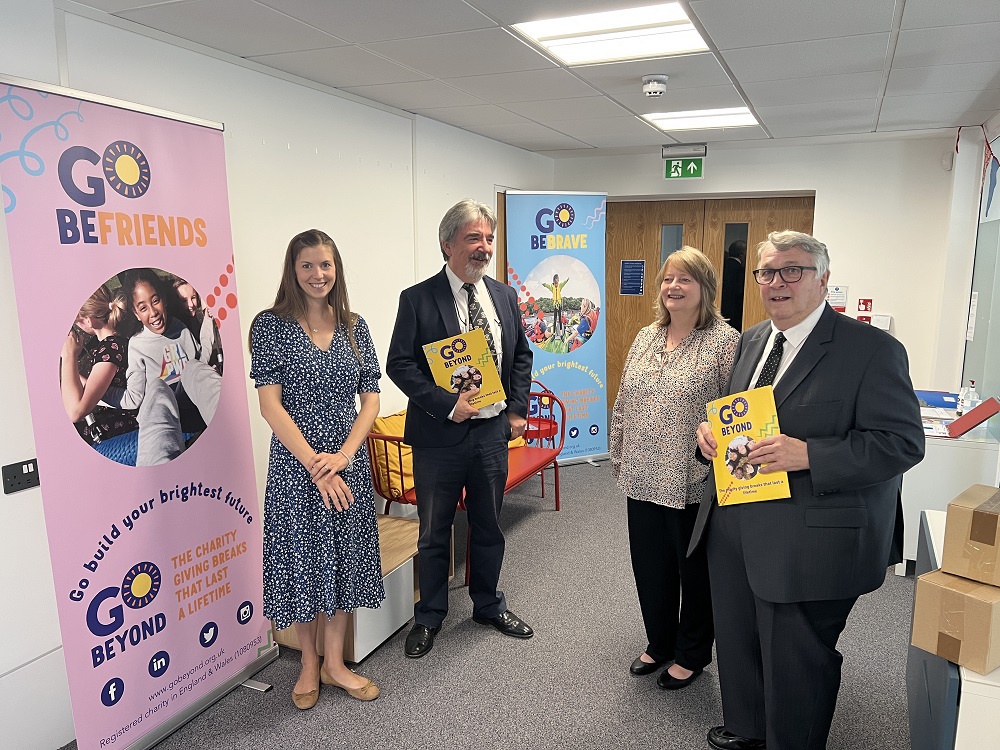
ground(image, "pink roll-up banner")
xmin=0 ymin=78 xmax=275 ymax=749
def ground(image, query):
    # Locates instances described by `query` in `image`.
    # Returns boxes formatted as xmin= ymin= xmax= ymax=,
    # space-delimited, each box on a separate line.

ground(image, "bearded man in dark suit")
xmin=692 ymin=230 xmax=924 ymax=750
xmin=387 ymin=199 xmax=533 ymax=659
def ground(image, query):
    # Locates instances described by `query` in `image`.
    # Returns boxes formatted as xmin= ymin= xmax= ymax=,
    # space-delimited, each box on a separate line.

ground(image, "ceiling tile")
xmin=615 ymin=85 xmax=746 ymax=115
xmin=468 ymin=0 xmax=647 ymax=25
xmin=443 ymin=68 xmax=599 ymax=103
xmin=342 ymin=79 xmax=484 ymax=110
xmin=894 ymin=24 xmax=1000 ymax=68
xmin=743 ymin=72 xmax=882 ymax=107
xmin=722 ymin=35 xmax=889 ymax=83
xmin=464 ymin=121 xmax=592 ymax=150
xmin=116 ymin=0 xmax=347 ymax=57
xmin=691 ymin=0 xmax=895 ymax=49
xmin=82 ymin=0 xmax=156 ymax=10
xmin=410 ymin=104 xmax=530 ymax=127
xmin=880 ymin=91 xmax=1000 ymax=121
xmin=571 ymin=53 xmax=731 ymax=94
xmin=656 ymin=125 xmax=770 ymax=143
xmin=755 ymin=100 xmax=877 ymax=137
xmin=579 ymin=130 xmax=674 ymax=148
xmin=886 ymin=62 xmax=1000 ymax=96
xmin=878 ymin=109 xmax=997 ymax=130
xmin=503 ymin=95 xmax=631 ymax=120
xmin=364 ymin=28 xmax=555 ymax=78
xmin=248 ymin=46 xmax=429 ymax=87
xmin=901 ymin=0 xmax=1000 ymax=30
xmin=541 ymin=115 xmax=653 ymax=138
xmin=257 ymin=0 xmax=496 ymax=43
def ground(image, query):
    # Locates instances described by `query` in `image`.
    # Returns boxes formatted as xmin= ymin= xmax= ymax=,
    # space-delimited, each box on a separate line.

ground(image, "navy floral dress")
xmin=249 ymin=311 xmax=384 ymax=630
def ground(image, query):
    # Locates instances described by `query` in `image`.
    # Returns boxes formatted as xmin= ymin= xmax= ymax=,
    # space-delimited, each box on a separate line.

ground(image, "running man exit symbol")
xmin=665 ymin=157 xmax=704 ymax=179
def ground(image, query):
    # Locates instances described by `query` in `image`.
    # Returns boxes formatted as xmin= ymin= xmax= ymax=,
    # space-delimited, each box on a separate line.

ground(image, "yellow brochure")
xmin=706 ymin=386 xmax=791 ymax=506
xmin=422 ymin=328 xmax=506 ymax=409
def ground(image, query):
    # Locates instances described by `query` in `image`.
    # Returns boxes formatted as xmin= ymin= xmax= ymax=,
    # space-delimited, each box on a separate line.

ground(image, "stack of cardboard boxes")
xmin=911 ymin=484 xmax=1000 ymax=675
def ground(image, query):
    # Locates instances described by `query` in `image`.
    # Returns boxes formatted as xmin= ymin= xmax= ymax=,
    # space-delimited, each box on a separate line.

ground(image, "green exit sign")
xmin=664 ymin=157 xmax=704 ymax=179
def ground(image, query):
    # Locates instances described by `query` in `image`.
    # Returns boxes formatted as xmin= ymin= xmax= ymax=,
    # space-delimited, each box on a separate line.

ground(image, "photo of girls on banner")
xmin=505 ymin=191 xmax=609 ymax=461
xmin=0 ymin=79 xmax=273 ymax=750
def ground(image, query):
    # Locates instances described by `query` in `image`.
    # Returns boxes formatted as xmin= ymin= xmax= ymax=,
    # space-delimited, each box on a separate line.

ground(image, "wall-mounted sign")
xmin=858 ymin=298 xmax=873 ymax=312
xmin=827 ymin=285 xmax=848 ymax=313
xmin=620 ymin=260 xmax=645 ymax=295
xmin=664 ymin=157 xmax=703 ymax=179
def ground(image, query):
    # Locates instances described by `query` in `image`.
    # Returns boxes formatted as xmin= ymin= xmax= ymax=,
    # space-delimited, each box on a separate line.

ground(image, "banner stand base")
xmin=240 ymin=678 xmax=273 ymax=693
xmin=124 ymin=645 xmax=279 ymax=750
xmin=558 ymin=453 xmax=609 ymax=467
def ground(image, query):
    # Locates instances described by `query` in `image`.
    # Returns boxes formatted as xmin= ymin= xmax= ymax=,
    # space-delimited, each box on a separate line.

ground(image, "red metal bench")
xmin=366 ymin=383 xmax=566 ymax=585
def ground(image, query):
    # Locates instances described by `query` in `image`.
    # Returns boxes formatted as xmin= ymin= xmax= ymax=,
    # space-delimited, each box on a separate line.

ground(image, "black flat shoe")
xmin=629 ymin=656 xmax=667 ymax=675
xmin=707 ymin=726 xmax=766 ymax=749
xmin=404 ymin=623 xmax=438 ymax=658
xmin=473 ymin=610 xmax=533 ymax=638
xmin=657 ymin=666 xmax=703 ymax=690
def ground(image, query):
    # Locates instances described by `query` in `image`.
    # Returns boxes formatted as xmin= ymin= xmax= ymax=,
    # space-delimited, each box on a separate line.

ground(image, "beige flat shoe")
xmin=291 ymin=687 xmax=319 ymax=710
xmin=320 ymin=667 xmax=379 ymax=701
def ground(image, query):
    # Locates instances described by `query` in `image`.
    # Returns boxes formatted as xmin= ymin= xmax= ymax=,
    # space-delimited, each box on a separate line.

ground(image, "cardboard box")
xmin=942 ymin=484 xmax=1000 ymax=586
xmin=911 ymin=569 xmax=1000 ymax=675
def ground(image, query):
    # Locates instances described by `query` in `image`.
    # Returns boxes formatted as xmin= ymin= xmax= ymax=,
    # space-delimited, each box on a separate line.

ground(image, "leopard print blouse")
xmin=610 ymin=318 xmax=739 ymax=508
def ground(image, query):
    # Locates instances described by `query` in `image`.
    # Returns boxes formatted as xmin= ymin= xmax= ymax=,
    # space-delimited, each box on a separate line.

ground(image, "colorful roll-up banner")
xmin=0 ymin=79 xmax=274 ymax=750
xmin=505 ymin=191 xmax=608 ymax=461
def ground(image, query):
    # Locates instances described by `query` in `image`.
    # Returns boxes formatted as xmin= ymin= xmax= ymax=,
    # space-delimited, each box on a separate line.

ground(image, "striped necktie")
xmin=463 ymin=283 xmax=499 ymax=370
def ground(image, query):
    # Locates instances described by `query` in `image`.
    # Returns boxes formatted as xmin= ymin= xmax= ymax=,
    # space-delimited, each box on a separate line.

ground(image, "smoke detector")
xmin=642 ymin=74 xmax=669 ymax=97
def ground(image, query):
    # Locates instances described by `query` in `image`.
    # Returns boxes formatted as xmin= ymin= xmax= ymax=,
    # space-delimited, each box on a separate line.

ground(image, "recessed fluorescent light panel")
xmin=644 ymin=107 xmax=758 ymax=131
xmin=513 ymin=3 xmax=709 ymax=65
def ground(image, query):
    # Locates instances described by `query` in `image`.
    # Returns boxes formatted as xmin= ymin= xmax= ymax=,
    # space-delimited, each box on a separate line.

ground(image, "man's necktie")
xmin=754 ymin=332 xmax=786 ymax=388
xmin=463 ymin=283 xmax=499 ymax=370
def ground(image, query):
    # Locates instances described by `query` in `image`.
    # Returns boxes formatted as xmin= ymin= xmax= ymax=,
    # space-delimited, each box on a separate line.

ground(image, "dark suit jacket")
xmin=386 ymin=267 xmax=533 ymax=449
xmin=689 ymin=304 xmax=925 ymax=603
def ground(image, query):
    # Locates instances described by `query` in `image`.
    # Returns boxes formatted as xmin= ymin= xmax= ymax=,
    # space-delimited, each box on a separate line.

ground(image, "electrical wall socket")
xmin=2 ymin=460 xmax=40 ymax=494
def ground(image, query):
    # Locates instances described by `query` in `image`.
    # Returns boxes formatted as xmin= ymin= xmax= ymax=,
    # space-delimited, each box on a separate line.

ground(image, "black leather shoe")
xmin=657 ymin=665 xmax=703 ymax=689
xmin=707 ymin=726 xmax=766 ymax=750
xmin=473 ymin=610 xmax=533 ymax=639
xmin=629 ymin=655 xmax=667 ymax=675
xmin=404 ymin=623 xmax=438 ymax=658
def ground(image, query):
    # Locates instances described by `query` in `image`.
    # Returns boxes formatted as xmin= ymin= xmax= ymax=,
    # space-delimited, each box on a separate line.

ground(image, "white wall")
xmin=0 ymin=3 xmax=553 ymax=747
xmin=553 ymin=136 xmax=981 ymax=390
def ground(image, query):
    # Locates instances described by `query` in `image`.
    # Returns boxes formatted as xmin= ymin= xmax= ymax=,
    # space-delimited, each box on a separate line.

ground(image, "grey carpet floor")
xmin=61 ymin=462 xmax=912 ymax=749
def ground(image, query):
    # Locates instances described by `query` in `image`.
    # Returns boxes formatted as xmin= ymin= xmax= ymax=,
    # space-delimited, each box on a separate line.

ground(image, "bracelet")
xmin=336 ymin=449 xmax=354 ymax=470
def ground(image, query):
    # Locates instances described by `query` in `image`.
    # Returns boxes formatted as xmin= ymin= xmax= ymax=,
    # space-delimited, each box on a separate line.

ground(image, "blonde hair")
xmin=654 ymin=246 xmax=723 ymax=329
xmin=79 ymin=284 xmax=127 ymax=331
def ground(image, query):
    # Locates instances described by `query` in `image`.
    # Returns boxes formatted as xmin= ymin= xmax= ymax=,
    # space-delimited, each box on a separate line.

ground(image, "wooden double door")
xmin=605 ymin=196 xmax=815 ymax=405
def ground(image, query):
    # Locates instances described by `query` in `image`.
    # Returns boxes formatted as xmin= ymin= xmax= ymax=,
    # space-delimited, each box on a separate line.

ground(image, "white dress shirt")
xmin=444 ymin=265 xmax=506 ymax=419
xmin=749 ymin=300 xmax=828 ymax=388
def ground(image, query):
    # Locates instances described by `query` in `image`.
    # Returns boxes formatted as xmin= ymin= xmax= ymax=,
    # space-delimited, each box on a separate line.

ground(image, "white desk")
xmin=897 ymin=431 xmax=998 ymax=575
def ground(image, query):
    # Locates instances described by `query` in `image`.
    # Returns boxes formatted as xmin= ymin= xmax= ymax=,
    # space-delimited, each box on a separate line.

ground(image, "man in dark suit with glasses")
xmin=691 ymin=230 xmax=924 ymax=750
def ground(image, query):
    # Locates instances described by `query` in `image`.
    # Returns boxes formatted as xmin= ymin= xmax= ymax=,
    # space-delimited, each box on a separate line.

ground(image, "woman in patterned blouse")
xmin=610 ymin=246 xmax=739 ymax=690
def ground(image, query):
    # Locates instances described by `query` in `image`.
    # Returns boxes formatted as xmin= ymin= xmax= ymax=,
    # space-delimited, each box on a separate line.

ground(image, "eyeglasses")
xmin=752 ymin=265 xmax=817 ymax=284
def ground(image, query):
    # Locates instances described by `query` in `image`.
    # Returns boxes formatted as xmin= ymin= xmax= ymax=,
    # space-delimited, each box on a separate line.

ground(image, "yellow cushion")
xmin=370 ymin=411 xmax=412 ymax=500
xmin=369 ymin=410 xmax=526 ymax=501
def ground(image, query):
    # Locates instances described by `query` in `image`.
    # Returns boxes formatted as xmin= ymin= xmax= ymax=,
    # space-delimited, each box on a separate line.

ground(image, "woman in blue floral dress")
xmin=249 ymin=230 xmax=384 ymax=709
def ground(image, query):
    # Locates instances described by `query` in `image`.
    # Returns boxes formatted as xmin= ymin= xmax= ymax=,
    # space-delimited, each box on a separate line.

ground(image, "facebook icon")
xmin=101 ymin=677 xmax=125 ymax=707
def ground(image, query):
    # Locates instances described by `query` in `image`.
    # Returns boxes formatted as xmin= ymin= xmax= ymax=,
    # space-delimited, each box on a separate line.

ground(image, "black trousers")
xmin=412 ymin=416 xmax=508 ymax=628
xmin=627 ymin=498 xmax=713 ymax=670
xmin=707 ymin=503 xmax=857 ymax=750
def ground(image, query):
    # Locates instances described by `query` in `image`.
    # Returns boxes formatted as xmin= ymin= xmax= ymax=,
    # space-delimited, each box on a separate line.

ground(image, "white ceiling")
xmin=75 ymin=0 xmax=1000 ymax=157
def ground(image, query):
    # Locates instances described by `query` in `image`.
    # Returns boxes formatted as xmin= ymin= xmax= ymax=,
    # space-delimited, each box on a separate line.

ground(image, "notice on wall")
xmin=827 ymin=285 xmax=848 ymax=313
xmin=967 ymin=291 xmax=979 ymax=341
xmin=619 ymin=260 xmax=645 ymax=296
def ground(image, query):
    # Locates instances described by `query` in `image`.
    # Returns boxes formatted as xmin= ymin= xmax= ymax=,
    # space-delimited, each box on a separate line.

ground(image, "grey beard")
xmin=464 ymin=262 xmax=487 ymax=282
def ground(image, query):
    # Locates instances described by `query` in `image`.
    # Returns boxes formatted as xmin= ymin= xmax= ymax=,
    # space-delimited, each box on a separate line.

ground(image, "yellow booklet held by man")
xmin=705 ymin=386 xmax=791 ymax=506
xmin=423 ymin=328 xmax=506 ymax=409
